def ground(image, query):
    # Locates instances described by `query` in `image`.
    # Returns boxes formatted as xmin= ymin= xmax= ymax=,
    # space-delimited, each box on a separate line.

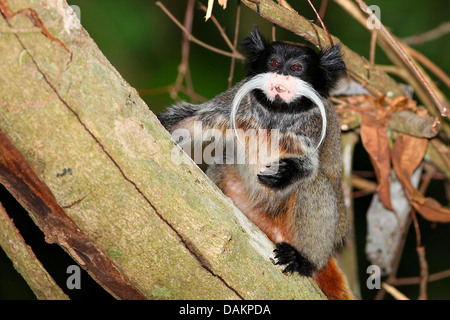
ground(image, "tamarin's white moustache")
xmin=230 ymin=72 xmax=327 ymax=154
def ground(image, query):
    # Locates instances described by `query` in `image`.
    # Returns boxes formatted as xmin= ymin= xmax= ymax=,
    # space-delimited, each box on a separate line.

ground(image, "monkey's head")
xmin=240 ymin=25 xmax=346 ymax=102
xmin=231 ymin=26 xmax=346 ymax=152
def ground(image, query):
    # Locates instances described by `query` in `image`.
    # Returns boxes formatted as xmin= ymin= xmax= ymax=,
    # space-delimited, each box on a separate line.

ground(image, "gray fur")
xmin=158 ymin=81 xmax=348 ymax=270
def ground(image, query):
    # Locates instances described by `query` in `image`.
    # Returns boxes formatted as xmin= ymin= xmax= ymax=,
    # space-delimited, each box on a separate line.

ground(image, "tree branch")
xmin=0 ymin=201 xmax=69 ymax=300
xmin=0 ymin=0 xmax=324 ymax=300
xmin=402 ymin=21 xmax=450 ymax=45
xmin=0 ymin=129 xmax=146 ymax=300
xmin=333 ymin=0 xmax=450 ymax=127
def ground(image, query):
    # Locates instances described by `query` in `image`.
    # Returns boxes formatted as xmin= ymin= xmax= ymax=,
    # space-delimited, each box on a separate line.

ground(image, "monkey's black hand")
xmin=257 ymin=158 xmax=311 ymax=189
xmin=274 ymin=242 xmax=315 ymax=277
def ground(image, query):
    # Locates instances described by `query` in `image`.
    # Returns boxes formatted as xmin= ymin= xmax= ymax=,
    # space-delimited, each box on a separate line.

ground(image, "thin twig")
xmin=406 ymin=46 xmax=450 ymax=89
xmin=351 ymin=175 xmax=377 ymax=192
xmin=317 ymin=0 xmax=329 ymax=21
xmin=198 ymin=3 xmax=235 ymax=51
xmin=271 ymin=23 xmax=276 ymax=42
xmin=410 ymin=208 xmax=422 ymax=247
xmin=198 ymin=1 xmax=245 ymax=88
xmin=416 ymin=246 xmax=429 ymax=300
xmin=228 ymin=1 xmax=241 ymax=88
xmin=410 ymin=207 xmax=429 ymax=300
xmin=402 ymin=21 xmax=450 ymax=45
xmin=156 ymin=1 xmax=244 ymax=60
xmin=369 ymin=30 xmax=377 ymax=65
xmin=418 ymin=163 xmax=437 ymax=194
xmin=306 ymin=0 xmax=333 ymax=46
xmin=138 ymin=85 xmax=206 ymax=102
xmin=137 ymin=85 xmax=173 ymax=96
xmin=382 ymin=283 xmax=410 ymax=300
xmin=377 ymin=65 xmax=410 ymax=81
xmin=172 ymin=0 xmax=196 ymax=100
xmin=352 ymin=189 xmax=376 ymax=198
xmin=392 ymin=268 xmax=450 ymax=286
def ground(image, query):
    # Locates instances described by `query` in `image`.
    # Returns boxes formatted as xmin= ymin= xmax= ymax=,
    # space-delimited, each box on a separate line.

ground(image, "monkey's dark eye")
xmin=291 ymin=63 xmax=302 ymax=72
xmin=271 ymin=58 xmax=281 ymax=68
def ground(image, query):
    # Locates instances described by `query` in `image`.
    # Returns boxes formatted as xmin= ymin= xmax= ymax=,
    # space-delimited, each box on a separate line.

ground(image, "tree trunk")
xmin=0 ymin=0 xmax=324 ymax=299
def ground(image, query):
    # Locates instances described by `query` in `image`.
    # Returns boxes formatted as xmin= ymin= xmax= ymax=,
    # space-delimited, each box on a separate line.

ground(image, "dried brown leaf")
xmin=392 ymin=133 xmax=450 ymax=223
xmin=360 ymin=114 xmax=393 ymax=210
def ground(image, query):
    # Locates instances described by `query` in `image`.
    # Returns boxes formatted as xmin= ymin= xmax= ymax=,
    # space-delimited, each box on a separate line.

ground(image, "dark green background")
xmin=0 ymin=0 xmax=449 ymax=300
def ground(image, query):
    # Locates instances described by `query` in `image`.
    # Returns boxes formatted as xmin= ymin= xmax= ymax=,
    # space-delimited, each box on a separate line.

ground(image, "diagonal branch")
xmin=354 ymin=0 xmax=449 ymax=118
xmin=333 ymin=0 xmax=450 ymax=125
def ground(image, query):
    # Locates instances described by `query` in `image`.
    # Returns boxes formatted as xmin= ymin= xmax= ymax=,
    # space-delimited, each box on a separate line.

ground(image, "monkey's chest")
xmin=220 ymin=170 xmax=297 ymax=245
xmin=234 ymin=116 xmax=310 ymax=160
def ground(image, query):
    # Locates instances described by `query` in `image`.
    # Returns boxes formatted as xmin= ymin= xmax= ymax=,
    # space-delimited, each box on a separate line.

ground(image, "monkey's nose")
xmin=276 ymin=72 xmax=290 ymax=79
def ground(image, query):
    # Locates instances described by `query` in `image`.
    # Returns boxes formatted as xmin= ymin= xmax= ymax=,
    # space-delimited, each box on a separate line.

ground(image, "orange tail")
xmin=312 ymin=257 xmax=357 ymax=300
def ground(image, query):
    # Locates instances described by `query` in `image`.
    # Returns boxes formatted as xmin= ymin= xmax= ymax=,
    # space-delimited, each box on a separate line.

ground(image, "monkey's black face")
xmin=262 ymin=42 xmax=321 ymax=89
xmin=240 ymin=26 xmax=346 ymax=107
xmin=261 ymin=43 xmax=324 ymax=105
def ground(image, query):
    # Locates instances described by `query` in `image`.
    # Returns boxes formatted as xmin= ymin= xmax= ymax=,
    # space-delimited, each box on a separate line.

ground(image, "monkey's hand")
xmin=257 ymin=158 xmax=312 ymax=189
xmin=274 ymin=242 xmax=316 ymax=277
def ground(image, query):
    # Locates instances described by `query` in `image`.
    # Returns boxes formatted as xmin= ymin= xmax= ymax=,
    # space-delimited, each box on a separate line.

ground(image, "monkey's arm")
xmin=256 ymin=107 xmax=325 ymax=190
xmin=157 ymin=101 xmax=201 ymax=132
xmin=273 ymin=170 xmax=341 ymax=273
xmin=257 ymin=155 xmax=317 ymax=189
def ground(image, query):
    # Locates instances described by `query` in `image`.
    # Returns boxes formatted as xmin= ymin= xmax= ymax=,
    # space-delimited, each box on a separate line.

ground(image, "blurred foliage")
xmin=0 ymin=0 xmax=449 ymax=300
